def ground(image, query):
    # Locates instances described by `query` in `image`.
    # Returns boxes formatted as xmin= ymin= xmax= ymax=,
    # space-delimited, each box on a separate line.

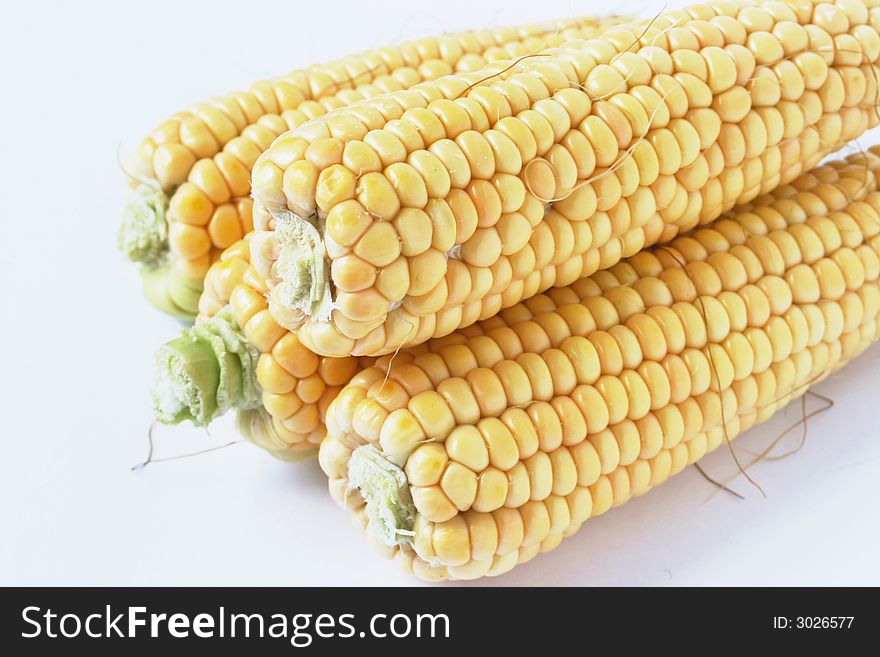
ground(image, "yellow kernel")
xmin=394 ymin=208 xmax=433 ymax=256
xmin=379 ymin=408 xmax=427 ymax=465
xmin=440 ymin=462 xmax=478 ymax=511
xmin=386 ymin=161 xmax=429 ymax=208
xmin=472 ymin=467 xmax=509 ymax=513
xmin=445 ymin=425 xmax=490 ymax=472
xmin=408 ymin=391 xmax=456 ymax=439
xmin=357 ymin=171 xmax=401 ymax=220
xmin=353 ymin=221 xmax=401 ymax=267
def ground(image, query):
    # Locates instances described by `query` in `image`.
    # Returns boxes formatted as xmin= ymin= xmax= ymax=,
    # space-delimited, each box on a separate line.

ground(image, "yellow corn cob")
xmin=250 ymin=0 xmax=880 ymax=358
xmin=318 ymin=149 xmax=880 ymax=581
xmin=120 ymin=16 xmax=628 ymax=321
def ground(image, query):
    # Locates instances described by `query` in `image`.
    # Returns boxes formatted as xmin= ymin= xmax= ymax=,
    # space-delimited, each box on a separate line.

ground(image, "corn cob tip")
xmin=153 ymin=309 xmax=260 ymax=426
xmin=235 ymin=408 xmax=319 ymax=462
xmin=119 ymin=185 xmax=169 ymax=267
xmin=348 ymin=445 xmax=416 ymax=549
xmin=268 ymin=209 xmax=333 ymax=329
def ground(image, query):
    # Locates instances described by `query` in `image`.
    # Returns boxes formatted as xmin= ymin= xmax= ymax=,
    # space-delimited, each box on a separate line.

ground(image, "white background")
xmin=1 ymin=0 xmax=879 ymax=586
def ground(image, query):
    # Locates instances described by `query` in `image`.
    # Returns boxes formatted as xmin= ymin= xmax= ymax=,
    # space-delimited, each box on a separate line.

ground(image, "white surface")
xmin=1 ymin=0 xmax=879 ymax=586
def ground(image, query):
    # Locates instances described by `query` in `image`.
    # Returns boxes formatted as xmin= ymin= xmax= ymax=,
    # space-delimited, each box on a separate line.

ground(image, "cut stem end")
xmin=269 ymin=210 xmax=333 ymax=329
xmin=348 ymin=445 xmax=416 ymax=548
xmin=153 ymin=309 xmax=260 ymax=426
xmin=119 ymin=184 xmax=170 ymax=267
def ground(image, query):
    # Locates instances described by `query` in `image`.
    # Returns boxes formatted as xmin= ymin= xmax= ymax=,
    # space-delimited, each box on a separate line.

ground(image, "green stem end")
xmin=348 ymin=445 xmax=416 ymax=548
xmin=269 ymin=210 xmax=334 ymax=327
xmin=119 ymin=184 xmax=170 ymax=267
xmin=153 ymin=309 xmax=260 ymax=426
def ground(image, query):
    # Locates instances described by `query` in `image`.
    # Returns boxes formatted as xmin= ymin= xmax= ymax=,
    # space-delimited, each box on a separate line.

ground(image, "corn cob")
xmin=318 ymin=149 xmax=880 ymax=581
xmin=250 ymin=0 xmax=880 ymax=358
xmin=119 ymin=16 xmax=628 ymax=321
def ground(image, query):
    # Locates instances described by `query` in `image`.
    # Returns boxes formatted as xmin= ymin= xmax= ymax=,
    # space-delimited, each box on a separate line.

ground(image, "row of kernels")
xmin=136 ymin=16 xmax=616 ymax=187
xmin=274 ymin=48 xmax=852 ymax=226
xmin=404 ymin=319 xmax=791 ymax=522
xmin=165 ymin=120 xmax=284 ymax=257
xmin=169 ymin=196 xmax=254 ymax=262
xmin=276 ymin=13 xmax=844 ymax=179
xmin=282 ymin=10 xmax=868 ymax=182
xmin=141 ymin=79 xmax=310 ymax=190
xmin=197 ymin=239 xmax=251 ymax=318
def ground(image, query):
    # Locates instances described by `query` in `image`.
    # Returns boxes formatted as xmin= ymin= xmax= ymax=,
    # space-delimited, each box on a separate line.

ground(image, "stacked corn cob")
xmin=142 ymin=0 xmax=880 ymax=582
xmin=319 ymin=150 xmax=880 ymax=580
xmin=248 ymin=0 xmax=880 ymax=358
xmin=119 ymin=16 xmax=627 ymax=320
